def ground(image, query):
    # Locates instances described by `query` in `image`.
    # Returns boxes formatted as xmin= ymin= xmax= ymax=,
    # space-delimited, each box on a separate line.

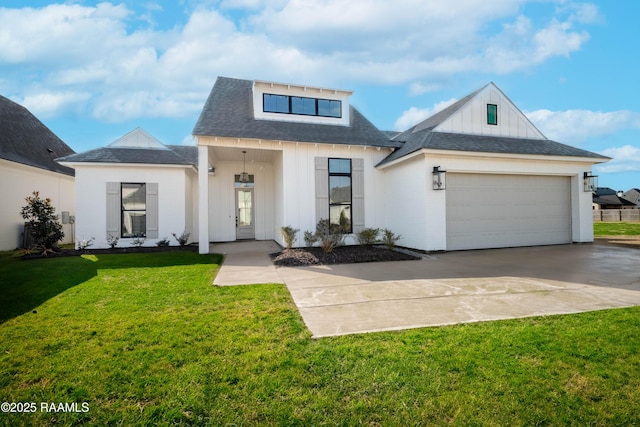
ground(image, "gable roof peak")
xmin=108 ymin=127 xmax=169 ymax=150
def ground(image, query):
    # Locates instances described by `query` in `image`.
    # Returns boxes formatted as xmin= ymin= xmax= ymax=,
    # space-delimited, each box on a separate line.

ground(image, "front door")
xmin=236 ymin=188 xmax=255 ymax=240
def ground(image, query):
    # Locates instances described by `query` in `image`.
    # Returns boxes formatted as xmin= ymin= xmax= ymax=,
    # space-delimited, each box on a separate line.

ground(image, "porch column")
xmin=198 ymin=145 xmax=210 ymax=254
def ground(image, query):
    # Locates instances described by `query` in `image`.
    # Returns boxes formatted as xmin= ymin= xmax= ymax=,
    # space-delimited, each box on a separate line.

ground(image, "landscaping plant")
xmin=280 ymin=226 xmax=299 ymax=250
xmin=106 ymin=234 xmax=119 ymax=249
xmin=315 ymin=218 xmax=345 ymax=253
xmin=381 ymin=228 xmax=401 ymax=249
xmin=20 ymin=191 xmax=64 ymax=255
xmin=172 ymin=230 xmax=191 ymax=246
xmin=303 ymin=230 xmax=318 ymax=247
xmin=357 ymin=227 xmax=380 ymax=246
xmin=156 ymin=237 xmax=171 ymax=247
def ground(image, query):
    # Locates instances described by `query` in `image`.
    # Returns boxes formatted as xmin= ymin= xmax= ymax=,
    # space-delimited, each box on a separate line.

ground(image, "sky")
xmin=1 ymin=0 xmax=639 ymax=191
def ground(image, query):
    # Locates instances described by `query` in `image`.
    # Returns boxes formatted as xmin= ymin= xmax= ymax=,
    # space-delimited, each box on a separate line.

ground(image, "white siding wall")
xmin=382 ymin=156 xmax=432 ymax=251
xmin=279 ymin=144 xmax=388 ymax=247
xmin=74 ymin=165 xmax=192 ymax=249
xmin=0 ymin=159 xmax=75 ymax=250
xmin=436 ymin=85 xmax=546 ymax=140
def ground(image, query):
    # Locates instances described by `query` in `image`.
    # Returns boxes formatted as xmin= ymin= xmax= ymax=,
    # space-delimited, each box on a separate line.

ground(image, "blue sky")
xmin=1 ymin=0 xmax=639 ymax=191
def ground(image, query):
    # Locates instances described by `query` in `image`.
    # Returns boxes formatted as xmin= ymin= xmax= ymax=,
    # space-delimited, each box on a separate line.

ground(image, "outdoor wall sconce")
xmin=583 ymin=171 xmax=597 ymax=192
xmin=432 ymin=166 xmax=446 ymax=190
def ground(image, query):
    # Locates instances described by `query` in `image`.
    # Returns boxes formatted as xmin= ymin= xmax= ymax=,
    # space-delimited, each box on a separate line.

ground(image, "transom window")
xmin=328 ymin=158 xmax=352 ymax=233
xmin=264 ymin=94 xmax=341 ymax=118
xmin=487 ymin=104 xmax=498 ymax=125
xmin=121 ymin=183 xmax=146 ymax=238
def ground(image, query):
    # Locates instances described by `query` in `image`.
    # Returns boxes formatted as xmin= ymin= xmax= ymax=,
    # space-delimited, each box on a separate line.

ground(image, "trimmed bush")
xmin=357 ymin=228 xmax=380 ymax=246
xmin=316 ymin=219 xmax=345 ymax=253
xmin=280 ymin=226 xmax=299 ymax=250
xmin=381 ymin=228 xmax=401 ymax=250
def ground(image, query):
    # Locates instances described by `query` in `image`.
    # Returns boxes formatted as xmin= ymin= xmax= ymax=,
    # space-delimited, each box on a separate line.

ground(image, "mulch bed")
xmin=270 ymin=245 xmax=421 ymax=267
xmin=20 ymin=244 xmax=198 ymax=260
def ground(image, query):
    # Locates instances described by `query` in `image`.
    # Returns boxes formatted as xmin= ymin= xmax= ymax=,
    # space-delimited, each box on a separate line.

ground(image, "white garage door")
xmin=446 ymin=174 xmax=571 ymax=250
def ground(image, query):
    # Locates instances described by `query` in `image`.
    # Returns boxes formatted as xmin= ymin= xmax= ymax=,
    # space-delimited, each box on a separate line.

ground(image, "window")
xmin=328 ymin=158 xmax=352 ymax=232
xmin=291 ymin=96 xmax=316 ymax=115
xmin=487 ymin=104 xmax=498 ymax=125
xmin=263 ymin=94 xmax=289 ymax=113
xmin=263 ymin=93 xmax=341 ymax=118
xmin=121 ymin=183 xmax=146 ymax=238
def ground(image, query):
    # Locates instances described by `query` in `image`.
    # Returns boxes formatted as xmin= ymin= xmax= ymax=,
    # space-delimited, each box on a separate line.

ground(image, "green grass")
xmin=594 ymin=221 xmax=640 ymax=236
xmin=1 ymin=252 xmax=640 ymax=425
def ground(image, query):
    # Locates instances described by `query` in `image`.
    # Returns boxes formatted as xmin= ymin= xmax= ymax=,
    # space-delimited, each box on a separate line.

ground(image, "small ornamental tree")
xmin=20 ymin=191 xmax=64 ymax=255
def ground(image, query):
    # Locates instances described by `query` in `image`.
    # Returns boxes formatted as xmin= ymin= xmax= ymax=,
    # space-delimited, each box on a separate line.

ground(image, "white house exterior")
xmin=58 ymin=128 xmax=198 ymax=249
xmin=192 ymin=77 xmax=608 ymax=253
xmin=59 ymin=77 xmax=609 ymax=253
xmin=0 ymin=95 xmax=75 ymax=251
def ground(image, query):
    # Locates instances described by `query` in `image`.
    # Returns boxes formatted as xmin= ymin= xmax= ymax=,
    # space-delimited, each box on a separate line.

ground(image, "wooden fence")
xmin=593 ymin=209 xmax=640 ymax=222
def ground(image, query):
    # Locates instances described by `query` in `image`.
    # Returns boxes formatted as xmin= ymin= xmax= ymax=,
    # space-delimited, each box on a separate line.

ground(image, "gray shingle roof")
xmin=0 ymin=94 xmax=75 ymax=176
xmin=378 ymin=131 xmax=609 ymax=166
xmin=193 ymin=77 xmax=399 ymax=148
xmin=57 ymin=145 xmax=197 ymax=167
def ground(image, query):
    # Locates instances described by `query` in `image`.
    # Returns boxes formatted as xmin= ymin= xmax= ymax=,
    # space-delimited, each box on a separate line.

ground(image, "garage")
xmin=446 ymin=173 xmax=572 ymax=250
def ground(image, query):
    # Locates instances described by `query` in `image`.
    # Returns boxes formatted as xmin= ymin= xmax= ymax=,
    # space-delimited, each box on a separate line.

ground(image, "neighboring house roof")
xmin=193 ymin=77 xmax=399 ymax=148
xmin=621 ymin=188 xmax=640 ymax=205
xmin=0 ymin=94 xmax=75 ymax=176
xmin=593 ymin=187 xmax=637 ymax=208
xmin=378 ymin=83 xmax=609 ymax=166
xmin=57 ymin=128 xmax=197 ymax=167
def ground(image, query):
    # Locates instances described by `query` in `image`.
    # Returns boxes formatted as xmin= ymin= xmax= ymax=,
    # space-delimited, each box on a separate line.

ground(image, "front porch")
xmin=197 ymin=140 xmax=283 ymax=254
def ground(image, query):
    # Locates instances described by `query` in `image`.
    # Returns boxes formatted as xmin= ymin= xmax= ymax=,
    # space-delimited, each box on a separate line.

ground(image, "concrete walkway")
xmin=210 ymin=242 xmax=640 ymax=338
xmin=277 ymin=244 xmax=640 ymax=337
xmin=211 ymin=241 xmax=283 ymax=286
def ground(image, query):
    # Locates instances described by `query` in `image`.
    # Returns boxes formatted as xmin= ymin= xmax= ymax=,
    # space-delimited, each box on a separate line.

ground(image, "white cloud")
xmin=393 ymin=99 xmax=458 ymax=131
xmin=526 ymin=109 xmax=640 ymax=145
xmin=0 ymin=1 xmax=600 ymax=122
xmin=596 ymin=145 xmax=640 ymax=173
xmin=17 ymin=91 xmax=92 ymax=118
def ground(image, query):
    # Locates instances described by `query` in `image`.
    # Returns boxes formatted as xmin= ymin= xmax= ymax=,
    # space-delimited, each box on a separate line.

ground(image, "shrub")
xmin=315 ymin=219 xmax=345 ymax=254
xmin=172 ymin=230 xmax=190 ymax=246
xmin=357 ymin=228 xmax=380 ymax=246
xmin=304 ymin=230 xmax=318 ymax=247
xmin=280 ymin=226 xmax=299 ymax=250
xmin=20 ymin=191 xmax=64 ymax=255
xmin=77 ymin=237 xmax=95 ymax=251
xmin=156 ymin=237 xmax=170 ymax=247
xmin=381 ymin=228 xmax=401 ymax=250
xmin=132 ymin=237 xmax=145 ymax=247
xmin=106 ymin=234 xmax=119 ymax=249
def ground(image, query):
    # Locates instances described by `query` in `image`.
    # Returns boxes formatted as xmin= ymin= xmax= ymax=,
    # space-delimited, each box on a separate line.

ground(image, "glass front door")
xmin=236 ymin=188 xmax=255 ymax=240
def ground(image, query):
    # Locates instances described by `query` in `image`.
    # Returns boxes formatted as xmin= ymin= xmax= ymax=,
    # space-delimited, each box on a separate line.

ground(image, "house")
xmin=57 ymin=128 xmax=198 ymax=248
xmin=58 ymin=77 xmax=609 ymax=252
xmin=193 ymin=77 xmax=608 ymax=253
xmin=593 ymin=187 xmax=637 ymax=210
xmin=0 ymin=95 xmax=76 ymax=251
xmin=621 ymin=188 xmax=640 ymax=207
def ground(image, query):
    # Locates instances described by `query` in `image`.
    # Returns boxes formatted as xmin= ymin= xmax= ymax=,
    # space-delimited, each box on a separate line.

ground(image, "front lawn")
xmin=594 ymin=221 xmax=640 ymax=236
xmin=1 ymin=252 xmax=639 ymax=425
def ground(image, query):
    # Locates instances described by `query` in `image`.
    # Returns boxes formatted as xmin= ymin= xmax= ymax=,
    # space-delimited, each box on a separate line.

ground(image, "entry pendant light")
xmin=239 ymin=150 xmax=250 ymax=183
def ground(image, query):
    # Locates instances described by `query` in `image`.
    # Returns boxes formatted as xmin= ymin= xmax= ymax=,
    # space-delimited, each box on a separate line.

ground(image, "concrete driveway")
xmin=277 ymin=244 xmax=640 ymax=337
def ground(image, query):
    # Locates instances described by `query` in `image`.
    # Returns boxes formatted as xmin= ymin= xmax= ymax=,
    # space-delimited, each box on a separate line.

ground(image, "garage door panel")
xmin=446 ymin=174 xmax=571 ymax=250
